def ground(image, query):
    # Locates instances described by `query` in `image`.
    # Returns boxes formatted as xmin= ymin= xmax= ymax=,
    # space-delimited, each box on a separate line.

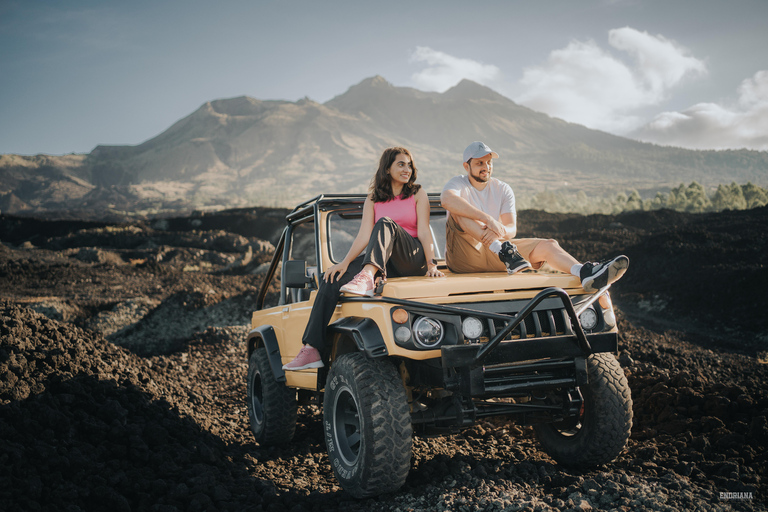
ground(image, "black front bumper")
xmin=439 ymin=286 xmax=617 ymax=398
xmin=441 ymin=332 xmax=617 ymax=397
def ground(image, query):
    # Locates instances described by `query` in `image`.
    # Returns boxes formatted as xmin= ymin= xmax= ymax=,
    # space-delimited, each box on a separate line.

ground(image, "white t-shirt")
xmin=442 ymin=175 xmax=516 ymax=219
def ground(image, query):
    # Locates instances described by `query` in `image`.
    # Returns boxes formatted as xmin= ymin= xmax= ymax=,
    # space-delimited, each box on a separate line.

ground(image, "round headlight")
xmin=412 ymin=317 xmax=444 ymax=348
xmin=579 ymin=308 xmax=598 ymax=331
xmin=462 ymin=316 xmax=484 ymax=340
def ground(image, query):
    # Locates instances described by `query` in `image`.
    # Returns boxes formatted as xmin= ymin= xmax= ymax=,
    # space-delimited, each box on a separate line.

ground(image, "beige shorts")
xmin=445 ymin=215 xmax=545 ymax=273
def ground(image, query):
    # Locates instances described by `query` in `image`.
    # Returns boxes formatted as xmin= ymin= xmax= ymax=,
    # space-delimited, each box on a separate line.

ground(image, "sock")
xmin=570 ymin=263 xmax=583 ymax=277
xmin=489 ymin=240 xmax=502 ymax=254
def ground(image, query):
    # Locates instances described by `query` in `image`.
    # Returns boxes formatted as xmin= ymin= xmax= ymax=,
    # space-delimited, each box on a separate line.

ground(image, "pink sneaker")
xmin=339 ymin=271 xmax=375 ymax=297
xmin=282 ymin=344 xmax=324 ymax=371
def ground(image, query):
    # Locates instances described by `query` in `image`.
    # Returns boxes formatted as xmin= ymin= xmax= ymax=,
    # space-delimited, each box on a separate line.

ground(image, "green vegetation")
xmin=517 ymin=182 xmax=768 ymax=215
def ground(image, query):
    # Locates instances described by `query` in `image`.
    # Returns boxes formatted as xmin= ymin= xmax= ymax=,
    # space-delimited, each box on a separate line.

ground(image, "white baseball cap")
xmin=463 ymin=141 xmax=499 ymax=162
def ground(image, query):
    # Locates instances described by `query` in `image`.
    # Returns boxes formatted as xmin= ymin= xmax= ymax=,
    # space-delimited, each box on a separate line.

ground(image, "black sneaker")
xmin=580 ymin=255 xmax=629 ymax=292
xmin=499 ymin=241 xmax=532 ymax=274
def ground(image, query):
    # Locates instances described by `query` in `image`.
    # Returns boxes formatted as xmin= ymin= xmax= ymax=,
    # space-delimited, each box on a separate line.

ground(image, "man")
xmin=441 ymin=141 xmax=628 ymax=292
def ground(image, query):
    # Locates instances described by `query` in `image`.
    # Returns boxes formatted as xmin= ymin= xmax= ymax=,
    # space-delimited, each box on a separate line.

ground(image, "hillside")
xmin=2 ymin=76 xmax=767 ymax=219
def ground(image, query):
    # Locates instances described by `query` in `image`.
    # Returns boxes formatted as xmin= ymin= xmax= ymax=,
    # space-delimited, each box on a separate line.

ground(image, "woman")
xmin=283 ymin=147 xmax=443 ymax=370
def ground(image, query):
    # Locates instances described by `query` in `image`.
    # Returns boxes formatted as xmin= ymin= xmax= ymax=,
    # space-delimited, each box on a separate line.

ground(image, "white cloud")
xmin=515 ymin=27 xmax=706 ymax=133
xmin=632 ymin=70 xmax=768 ymax=150
xmin=409 ymin=46 xmax=500 ymax=92
xmin=407 ymin=32 xmax=768 ymax=151
xmin=608 ymin=27 xmax=706 ymax=98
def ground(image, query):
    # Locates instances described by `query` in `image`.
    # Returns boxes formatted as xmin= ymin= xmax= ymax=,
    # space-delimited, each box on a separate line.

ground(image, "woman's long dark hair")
xmin=370 ymin=147 xmax=421 ymax=203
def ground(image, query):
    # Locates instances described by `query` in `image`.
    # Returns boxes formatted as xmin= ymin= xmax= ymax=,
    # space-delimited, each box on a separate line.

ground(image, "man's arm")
xmin=474 ymin=211 xmax=517 ymax=245
xmin=441 ymin=189 xmax=508 ymax=238
xmin=498 ymin=211 xmax=517 ymax=239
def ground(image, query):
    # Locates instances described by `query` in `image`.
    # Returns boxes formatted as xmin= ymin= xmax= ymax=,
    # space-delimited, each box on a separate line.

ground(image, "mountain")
xmin=2 ymin=76 xmax=767 ymax=218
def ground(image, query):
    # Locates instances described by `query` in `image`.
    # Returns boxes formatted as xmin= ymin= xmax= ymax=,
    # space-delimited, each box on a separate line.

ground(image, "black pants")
xmin=303 ymin=217 xmax=427 ymax=354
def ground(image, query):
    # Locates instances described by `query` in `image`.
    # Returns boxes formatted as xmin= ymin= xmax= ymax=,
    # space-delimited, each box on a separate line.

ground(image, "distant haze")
xmin=1 ymin=76 xmax=766 ymax=219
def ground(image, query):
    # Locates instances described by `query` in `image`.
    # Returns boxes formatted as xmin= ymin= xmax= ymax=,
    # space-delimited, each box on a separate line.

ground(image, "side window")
xmin=287 ymin=218 xmax=317 ymax=304
xmin=260 ymin=218 xmax=316 ymax=309
xmin=290 ymin=219 xmax=317 ymax=266
xmin=429 ymin=212 xmax=446 ymax=260
xmin=260 ymin=237 xmax=284 ymax=310
xmin=328 ymin=211 xmax=361 ymax=263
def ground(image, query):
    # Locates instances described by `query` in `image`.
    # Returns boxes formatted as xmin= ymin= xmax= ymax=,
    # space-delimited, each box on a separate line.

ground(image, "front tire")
xmin=534 ymin=352 xmax=632 ymax=467
xmin=247 ymin=346 xmax=297 ymax=445
xmin=323 ymin=353 xmax=412 ymax=498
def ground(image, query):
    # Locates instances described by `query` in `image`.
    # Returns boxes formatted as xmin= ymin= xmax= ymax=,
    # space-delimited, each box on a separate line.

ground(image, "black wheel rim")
xmin=554 ymin=420 xmax=583 ymax=437
xmin=553 ymin=400 xmax=585 ymax=436
xmin=332 ymin=384 xmax=361 ymax=466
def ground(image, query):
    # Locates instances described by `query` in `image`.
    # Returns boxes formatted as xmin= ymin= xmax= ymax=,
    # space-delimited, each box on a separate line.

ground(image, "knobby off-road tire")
xmin=323 ymin=353 xmax=413 ymax=498
xmin=247 ymin=346 xmax=297 ymax=445
xmin=534 ymin=352 xmax=633 ymax=467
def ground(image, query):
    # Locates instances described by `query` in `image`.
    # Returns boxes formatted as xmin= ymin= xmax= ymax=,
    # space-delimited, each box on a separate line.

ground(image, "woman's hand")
xmin=426 ymin=265 xmax=444 ymax=278
xmin=324 ymin=262 xmax=349 ymax=283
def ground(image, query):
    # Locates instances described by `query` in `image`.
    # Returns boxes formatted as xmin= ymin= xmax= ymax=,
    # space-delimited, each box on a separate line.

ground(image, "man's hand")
xmin=479 ymin=226 xmax=496 ymax=246
xmin=483 ymin=216 xmax=507 ymax=239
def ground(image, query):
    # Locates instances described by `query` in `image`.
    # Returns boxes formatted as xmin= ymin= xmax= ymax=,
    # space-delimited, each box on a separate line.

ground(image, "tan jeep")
xmin=246 ymin=194 xmax=632 ymax=498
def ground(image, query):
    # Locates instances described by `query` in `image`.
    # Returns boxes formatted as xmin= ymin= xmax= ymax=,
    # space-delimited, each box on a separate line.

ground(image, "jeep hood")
xmin=379 ymin=271 xmax=584 ymax=300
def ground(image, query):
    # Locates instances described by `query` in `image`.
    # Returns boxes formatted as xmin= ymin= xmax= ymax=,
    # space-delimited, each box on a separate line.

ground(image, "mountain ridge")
xmin=2 ymin=76 xmax=767 ymax=219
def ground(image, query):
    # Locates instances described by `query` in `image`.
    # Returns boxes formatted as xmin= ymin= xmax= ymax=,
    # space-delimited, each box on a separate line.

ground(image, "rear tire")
xmin=323 ymin=353 xmax=412 ymax=498
xmin=534 ymin=353 xmax=632 ymax=467
xmin=247 ymin=346 xmax=297 ymax=445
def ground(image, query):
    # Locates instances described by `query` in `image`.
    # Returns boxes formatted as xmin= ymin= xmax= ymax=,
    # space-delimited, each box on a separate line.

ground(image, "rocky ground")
xmin=1 ymin=205 xmax=767 ymax=511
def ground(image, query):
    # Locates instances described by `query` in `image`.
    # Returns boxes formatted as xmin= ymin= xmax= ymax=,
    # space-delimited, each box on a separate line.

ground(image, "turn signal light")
xmin=392 ymin=308 xmax=409 ymax=324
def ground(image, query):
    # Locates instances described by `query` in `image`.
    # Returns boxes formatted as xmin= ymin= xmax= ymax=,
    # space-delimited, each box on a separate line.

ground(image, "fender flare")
xmin=328 ymin=317 xmax=388 ymax=358
xmin=247 ymin=325 xmax=286 ymax=383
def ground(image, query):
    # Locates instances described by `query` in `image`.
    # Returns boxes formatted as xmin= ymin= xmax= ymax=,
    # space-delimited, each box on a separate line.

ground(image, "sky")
xmin=1 ymin=0 xmax=767 ymax=156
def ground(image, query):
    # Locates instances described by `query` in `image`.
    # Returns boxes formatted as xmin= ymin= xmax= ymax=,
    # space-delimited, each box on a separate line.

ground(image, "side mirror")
xmin=284 ymin=260 xmax=312 ymax=288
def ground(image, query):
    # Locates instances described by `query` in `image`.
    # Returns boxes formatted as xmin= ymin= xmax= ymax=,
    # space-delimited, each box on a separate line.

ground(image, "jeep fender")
xmin=247 ymin=325 xmax=286 ymax=382
xmin=328 ymin=317 xmax=388 ymax=358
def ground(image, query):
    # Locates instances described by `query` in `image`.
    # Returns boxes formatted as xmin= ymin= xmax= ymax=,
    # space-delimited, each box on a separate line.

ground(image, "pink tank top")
xmin=374 ymin=195 xmax=419 ymax=237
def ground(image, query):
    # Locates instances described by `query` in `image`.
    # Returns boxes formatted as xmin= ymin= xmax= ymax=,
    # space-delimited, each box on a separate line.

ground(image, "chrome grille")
xmin=453 ymin=298 xmax=576 ymax=343
xmin=490 ymin=308 xmax=572 ymax=339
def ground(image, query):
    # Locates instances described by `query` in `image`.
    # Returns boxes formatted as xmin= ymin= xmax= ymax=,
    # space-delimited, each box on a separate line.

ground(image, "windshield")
xmin=327 ymin=209 xmax=446 ymax=264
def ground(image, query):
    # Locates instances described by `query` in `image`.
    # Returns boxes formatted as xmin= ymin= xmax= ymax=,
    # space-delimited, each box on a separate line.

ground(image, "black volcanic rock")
xmin=1 ymin=205 xmax=767 ymax=510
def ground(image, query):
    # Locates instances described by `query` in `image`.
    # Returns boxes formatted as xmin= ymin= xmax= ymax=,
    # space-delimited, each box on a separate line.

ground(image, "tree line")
xmin=517 ymin=182 xmax=768 ymax=215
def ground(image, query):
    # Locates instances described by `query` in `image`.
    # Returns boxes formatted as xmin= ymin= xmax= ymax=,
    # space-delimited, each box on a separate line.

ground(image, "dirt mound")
xmin=0 ymin=304 xmax=269 ymax=511
xmin=2 ymin=206 xmax=767 ymax=510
